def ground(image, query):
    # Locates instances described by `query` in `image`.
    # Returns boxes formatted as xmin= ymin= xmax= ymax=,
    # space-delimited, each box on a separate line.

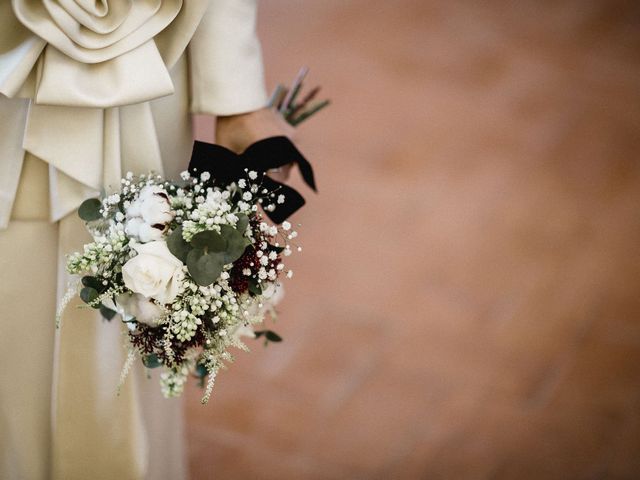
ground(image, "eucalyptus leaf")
xmin=236 ymin=214 xmax=250 ymax=233
xmin=219 ymin=225 xmax=247 ymax=264
xmin=99 ymin=304 xmax=117 ymax=321
xmin=78 ymin=198 xmax=102 ymax=222
xmin=195 ymin=363 xmax=208 ymax=379
xmin=167 ymin=226 xmax=191 ymax=263
xmin=265 ymin=330 xmax=283 ymax=342
xmin=191 ymin=230 xmax=227 ymax=251
xmin=268 ymin=244 xmax=285 ymax=254
xmin=187 ymin=248 xmax=224 ymax=286
xmin=142 ymin=354 xmax=162 ymax=369
xmin=80 ymin=287 xmax=99 ymax=307
xmin=248 ymin=278 xmax=262 ymax=296
xmin=82 ymin=275 xmax=106 ymax=293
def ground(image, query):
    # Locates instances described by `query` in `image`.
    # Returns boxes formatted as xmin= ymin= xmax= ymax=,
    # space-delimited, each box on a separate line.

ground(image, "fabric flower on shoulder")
xmin=3 ymin=0 xmax=208 ymax=106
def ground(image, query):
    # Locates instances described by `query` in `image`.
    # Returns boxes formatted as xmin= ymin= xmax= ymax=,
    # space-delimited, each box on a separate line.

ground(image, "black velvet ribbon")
xmin=188 ymin=136 xmax=316 ymax=224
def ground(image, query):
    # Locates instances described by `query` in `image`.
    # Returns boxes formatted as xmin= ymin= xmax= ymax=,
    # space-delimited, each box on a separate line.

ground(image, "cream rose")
xmin=122 ymin=240 xmax=184 ymax=304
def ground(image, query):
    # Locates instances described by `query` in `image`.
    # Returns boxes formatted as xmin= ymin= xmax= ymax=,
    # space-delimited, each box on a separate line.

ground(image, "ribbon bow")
xmin=188 ymin=136 xmax=317 ymax=224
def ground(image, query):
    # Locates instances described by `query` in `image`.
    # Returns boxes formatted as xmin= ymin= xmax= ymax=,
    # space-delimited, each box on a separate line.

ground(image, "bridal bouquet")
xmin=59 ymin=137 xmax=315 ymax=403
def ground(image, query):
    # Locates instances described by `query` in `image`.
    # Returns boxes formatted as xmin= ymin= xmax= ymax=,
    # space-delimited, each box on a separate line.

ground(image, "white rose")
xmin=122 ymin=241 xmax=184 ymax=304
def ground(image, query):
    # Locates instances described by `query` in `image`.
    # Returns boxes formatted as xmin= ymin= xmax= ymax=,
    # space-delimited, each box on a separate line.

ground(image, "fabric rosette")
xmin=8 ymin=0 xmax=188 ymax=106
xmin=0 ymin=0 xmax=213 ymax=228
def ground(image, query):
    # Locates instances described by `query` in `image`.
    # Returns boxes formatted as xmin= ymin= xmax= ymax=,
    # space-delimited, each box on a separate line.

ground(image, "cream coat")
xmin=0 ymin=1 xmax=267 ymax=478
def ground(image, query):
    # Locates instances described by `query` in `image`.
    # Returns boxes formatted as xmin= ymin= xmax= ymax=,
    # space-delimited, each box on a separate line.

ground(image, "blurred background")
xmin=188 ymin=1 xmax=640 ymax=478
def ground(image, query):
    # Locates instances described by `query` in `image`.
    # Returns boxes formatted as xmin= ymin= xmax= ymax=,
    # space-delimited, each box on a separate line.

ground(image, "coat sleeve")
xmin=188 ymin=0 xmax=268 ymax=116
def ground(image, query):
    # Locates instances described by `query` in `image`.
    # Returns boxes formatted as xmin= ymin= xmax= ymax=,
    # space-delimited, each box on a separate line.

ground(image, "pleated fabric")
xmin=0 ymin=1 xmax=267 ymax=478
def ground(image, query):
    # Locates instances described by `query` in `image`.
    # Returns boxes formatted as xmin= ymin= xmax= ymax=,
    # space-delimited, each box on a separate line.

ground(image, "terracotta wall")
xmin=188 ymin=2 xmax=640 ymax=478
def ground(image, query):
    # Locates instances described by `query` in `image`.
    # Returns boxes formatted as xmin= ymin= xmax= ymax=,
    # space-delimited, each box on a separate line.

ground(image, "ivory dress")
xmin=0 ymin=1 xmax=267 ymax=479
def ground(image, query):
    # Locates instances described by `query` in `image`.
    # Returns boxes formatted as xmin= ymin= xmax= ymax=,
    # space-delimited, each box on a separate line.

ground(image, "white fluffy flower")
xmin=122 ymin=241 xmax=184 ymax=304
xmin=125 ymin=217 xmax=163 ymax=243
xmin=106 ymin=293 xmax=165 ymax=327
xmin=128 ymin=185 xmax=174 ymax=225
xmin=125 ymin=185 xmax=174 ymax=242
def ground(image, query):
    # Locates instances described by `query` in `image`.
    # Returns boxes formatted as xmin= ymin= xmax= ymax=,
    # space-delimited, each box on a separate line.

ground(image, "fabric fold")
xmin=0 ymin=1 xmax=266 ymax=476
xmin=36 ymin=40 xmax=175 ymax=107
xmin=12 ymin=0 xmax=183 ymax=64
xmin=0 ymin=96 xmax=29 ymax=229
xmin=0 ymin=36 xmax=45 ymax=98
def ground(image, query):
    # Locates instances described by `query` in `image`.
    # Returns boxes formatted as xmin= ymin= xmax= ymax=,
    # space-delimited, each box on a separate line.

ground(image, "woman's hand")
xmin=215 ymin=108 xmax=295 ymax=182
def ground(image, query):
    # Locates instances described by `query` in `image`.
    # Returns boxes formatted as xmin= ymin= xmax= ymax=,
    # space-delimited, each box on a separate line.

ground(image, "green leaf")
xmin=254 ymin=330 xmax=283 ymax=343
xmin=219 ymin=225 xmax=247 ymax=264
xmin=99 ymin=304 xmax=117 ymax=321
xmin=82 ymin=275 xmax=107 ymax=293
xmin=265 ymin=330 xmax=283 ymax=342
xmin=191 ymin=230 xmax=227 ymax=251
xmin=248 ymin=278 xmax=262 ymax=295
xmin=236 ymin=214 xmax=250 ymax=233
xmin=80 ymin=287 xmax=99 ymax=307
xmin=167 ymin=226 xmax=191 ymax=263
xmin=78 ymin=198 xmax=102 ymax=222
xmin=195 ymin=363 xmax=208 ymax=379
xmin=187 ymin=248 xmax=224 ymax=286
xmin=268 ymin=244 xmax=285 ymax=254
xmin=142 ymin=354 xmax=162 ymax=369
